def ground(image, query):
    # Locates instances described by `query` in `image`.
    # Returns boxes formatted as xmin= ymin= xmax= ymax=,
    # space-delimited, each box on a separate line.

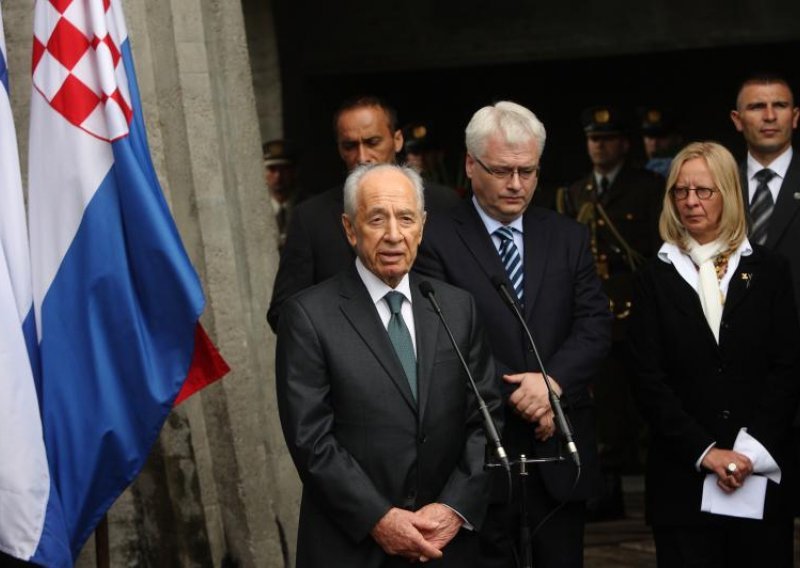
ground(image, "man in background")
xmin=556 ymin=106 xmax=663 ymax=521
xmin=267 ymin=96 xmax=459 ymax=332
xmin=263 ymin=139 xmax=299 ymax=251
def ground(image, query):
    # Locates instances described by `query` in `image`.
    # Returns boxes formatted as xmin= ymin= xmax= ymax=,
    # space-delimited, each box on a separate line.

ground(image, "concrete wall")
xmin=4 ymin=0 xmax=299 ymax=566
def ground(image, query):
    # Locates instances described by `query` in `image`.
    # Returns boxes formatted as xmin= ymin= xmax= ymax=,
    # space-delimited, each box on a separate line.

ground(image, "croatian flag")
xmin=0 ymin=3 xmax=51 ymax=564
xmin=21 ymin=0 xmax=229 ymax=564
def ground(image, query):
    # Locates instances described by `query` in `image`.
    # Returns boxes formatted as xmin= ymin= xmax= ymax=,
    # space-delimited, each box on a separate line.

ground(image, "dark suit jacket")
xmin=414 ymin=201 xmax=612 ymax=501
xmin=276 ymin=268 xmax=502 ymax=568
xmin=740 ymin=152 xmax=800 ymax=318
xmin=628 ymin=247 xmax=800 ymax=526
xmin=267 ymin=181 xmax=460 ymax=332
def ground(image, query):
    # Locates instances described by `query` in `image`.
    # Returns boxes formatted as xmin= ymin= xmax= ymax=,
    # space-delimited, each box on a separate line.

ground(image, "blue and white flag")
xmin=0 ymin=3 xmax=53 ymax=564
xmin=23 ymin=0 xmax=228 ymax=565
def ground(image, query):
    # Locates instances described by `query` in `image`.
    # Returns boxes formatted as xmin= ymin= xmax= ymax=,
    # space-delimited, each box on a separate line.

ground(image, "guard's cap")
xmin=581 ymin=106 xmax=629 ymax=135
xmin=637 ymin=107 xmax=677 ymax=137
xmin=262 ymin=139 xmax=294 ymax=166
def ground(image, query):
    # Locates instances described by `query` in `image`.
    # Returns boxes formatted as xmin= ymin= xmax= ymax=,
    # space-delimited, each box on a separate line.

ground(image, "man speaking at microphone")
xmin=276 ymin=163 xmax=502 ymax=567
xmin=415 ymin=101 xmax=611 ymax=567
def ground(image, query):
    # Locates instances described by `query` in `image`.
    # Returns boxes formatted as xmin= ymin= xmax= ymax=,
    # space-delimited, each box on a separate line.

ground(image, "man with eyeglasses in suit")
xmin=415 ymin=101 xmax=611 ymax=567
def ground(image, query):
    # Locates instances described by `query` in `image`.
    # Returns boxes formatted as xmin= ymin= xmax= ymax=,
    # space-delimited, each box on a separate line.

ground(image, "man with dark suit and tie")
xmin=415 ymin=101 xmax=612 ymax=567
xmin=732 ymin=72 xmax=800 ymax=517
xmin=276 ymin=163 xmax=502 ymax=567
xmin=267 ymin=96 xmax=460 ymax=332
xmin=731 ymin=73 xmax=800 ymax=316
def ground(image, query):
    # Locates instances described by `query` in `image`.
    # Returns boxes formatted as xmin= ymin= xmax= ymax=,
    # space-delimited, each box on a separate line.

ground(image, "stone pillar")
xmin=5 ymin=0 xmax=300 ymax=566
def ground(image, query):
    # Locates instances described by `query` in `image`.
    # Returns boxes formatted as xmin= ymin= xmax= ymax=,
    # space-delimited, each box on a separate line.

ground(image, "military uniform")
xmin=557 ymin=106 xmax=665 ymax=519
xmin=558 ymin=165 xmax=663 ymax=339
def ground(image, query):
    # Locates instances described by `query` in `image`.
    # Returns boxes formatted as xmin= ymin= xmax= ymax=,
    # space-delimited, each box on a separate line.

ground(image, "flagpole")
xmin=95 ymin=516 xmax=109 ymax=568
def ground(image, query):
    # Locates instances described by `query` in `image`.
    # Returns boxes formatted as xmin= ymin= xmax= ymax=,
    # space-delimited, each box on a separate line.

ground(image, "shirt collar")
xmin=471 ymin=195 xmax=524 ymax=235
xmin=747 ymin=146 xmax=793 ymax=181
xmin=355 ymin=258 xmax=413 ymax=306
xmin=594 ymin=162 xmax=623 ymax=187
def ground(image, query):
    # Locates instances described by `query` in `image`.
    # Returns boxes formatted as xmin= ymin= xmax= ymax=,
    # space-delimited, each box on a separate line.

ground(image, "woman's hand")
xmin=701 ymin=448 xmax=753 ymax=493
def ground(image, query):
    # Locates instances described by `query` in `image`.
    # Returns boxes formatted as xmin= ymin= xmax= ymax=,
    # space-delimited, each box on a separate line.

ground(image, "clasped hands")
xmin=504 ymin=372 xmax=562 ymax=441
xmin=370 ymin=504 xmax=463 ymax=562
xmin=701 ymin=447 xmax=754 ymax=493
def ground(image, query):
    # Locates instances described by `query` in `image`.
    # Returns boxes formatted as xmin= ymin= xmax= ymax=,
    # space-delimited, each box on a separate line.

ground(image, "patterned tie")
xmin=384 ymin=291 xmax=417 ymax=400
xmin=750 ymin=168 xmax=776 ymax=245
xmin=495 ymin=226 xmax=524 ymax=304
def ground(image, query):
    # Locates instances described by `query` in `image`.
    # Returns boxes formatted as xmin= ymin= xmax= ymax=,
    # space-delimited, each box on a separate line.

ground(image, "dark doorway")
xmin=289 ymin=41 xmax=799 ymax=198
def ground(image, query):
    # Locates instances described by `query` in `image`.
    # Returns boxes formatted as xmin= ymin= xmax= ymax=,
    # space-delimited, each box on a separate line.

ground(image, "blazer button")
xmin=719 ymin=410 xmax=731 ymax=420
xmin=418 ymin=435 xmax=427 ymax=445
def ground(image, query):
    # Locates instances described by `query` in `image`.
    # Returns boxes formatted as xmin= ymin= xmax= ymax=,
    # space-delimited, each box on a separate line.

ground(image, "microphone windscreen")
xmin=418 ymin=281 xmax=435 ymax=298
xmin=490 ymin=275 xmax=506 ymax=291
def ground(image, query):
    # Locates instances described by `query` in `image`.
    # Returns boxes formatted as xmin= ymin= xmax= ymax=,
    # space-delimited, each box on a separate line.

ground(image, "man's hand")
xmin=701 ymin=448 xmax=753 ymax=493
xmin=534 ymin=409 xmax=556 ymax=441
xmin=503 ymin=372 xmax=562 ymax=424
xmin=414 ymin=503 xmax=463 ymax=557
xmin=370 ymin=508 xmax=442 ymax=561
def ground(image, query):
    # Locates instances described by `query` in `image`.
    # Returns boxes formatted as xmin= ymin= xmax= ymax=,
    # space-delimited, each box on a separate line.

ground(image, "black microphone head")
xmin=490 ymin=275 xmax=506 ymax=291
xmin=418 ymin=281 xmax=435 ymax=298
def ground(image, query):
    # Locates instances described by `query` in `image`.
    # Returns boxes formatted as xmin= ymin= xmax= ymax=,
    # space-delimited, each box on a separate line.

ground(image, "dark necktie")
xmin=495 ymin=226 xmax=524 ymax=304
xmin=599 ymin=176 xmax=610 ymax=197
xmin=750 ymin=168 xmax=776 ymax=245
xmin=384 ymin=291 xmax=417 ymax=400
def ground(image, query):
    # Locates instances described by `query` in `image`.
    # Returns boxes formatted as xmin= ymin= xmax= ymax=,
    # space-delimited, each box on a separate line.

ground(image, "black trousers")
xmin=652 ymin=517 xmax=794 ymax=568
xmin=477 ymin=469 xmax=586 ymax=568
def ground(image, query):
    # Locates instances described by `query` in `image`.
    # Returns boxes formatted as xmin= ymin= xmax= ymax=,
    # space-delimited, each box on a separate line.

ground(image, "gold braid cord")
xmin=594 ymin=202 xmax=645 ymax=271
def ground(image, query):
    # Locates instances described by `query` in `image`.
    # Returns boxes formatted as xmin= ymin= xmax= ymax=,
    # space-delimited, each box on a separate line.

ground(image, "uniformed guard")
xmin=556 ymin=105 xmax=664 ymax=520
xmin=638 ymin=106 xmax=683 ymax=178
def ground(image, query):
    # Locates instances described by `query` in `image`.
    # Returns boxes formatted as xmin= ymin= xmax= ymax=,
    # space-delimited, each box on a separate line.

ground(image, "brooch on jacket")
xmin=740 ymin=272 xmax=752 ymax=289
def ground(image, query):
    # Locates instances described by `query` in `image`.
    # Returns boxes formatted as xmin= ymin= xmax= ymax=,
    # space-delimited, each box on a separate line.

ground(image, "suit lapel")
xmin=601 ymin=165 xmax=629 ymax=208
xmin=654 ymin=259 xmax=721 ymax=347
xmin=453 ymin=202 xmax=509 ymax=287
xmin=410 ymin=275 xmax=440 ymax=423
xmin=766 ymin=153 xmax=800 ymax=248
xmin=338 ymin=269 xmax=418 ymax=412
xmin=722 ymin=251 xmax=760 ymax=319
xmin=521 ymin=207 xmax=550 ymax=319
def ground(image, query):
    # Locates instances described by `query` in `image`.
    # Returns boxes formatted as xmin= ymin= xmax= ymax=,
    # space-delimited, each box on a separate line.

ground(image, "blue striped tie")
xmin=750 ymin=168 xmax=776 ymax=245
xmin=495 ymin=226 xmax=524 ymax=304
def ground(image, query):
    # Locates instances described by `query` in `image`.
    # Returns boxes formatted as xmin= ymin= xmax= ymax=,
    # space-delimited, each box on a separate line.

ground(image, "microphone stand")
xmin=488 ymin=277 xmax=582 ymax=568
xmin=418 ymin=281 xmax=510 ymax=473
xmin=491 ymin=277 xmax=580 ymax=468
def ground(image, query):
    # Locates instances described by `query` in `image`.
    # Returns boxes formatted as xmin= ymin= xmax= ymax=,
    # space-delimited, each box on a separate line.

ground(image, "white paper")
xmin=701 ymin=474 xmax=769 ymax=519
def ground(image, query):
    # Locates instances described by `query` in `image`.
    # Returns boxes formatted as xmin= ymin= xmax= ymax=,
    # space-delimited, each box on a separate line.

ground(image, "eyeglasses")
xmin=670 ymin=186 xmax=718 ymax=200
xmin=472 ymin=155 xmax=539 ymax=181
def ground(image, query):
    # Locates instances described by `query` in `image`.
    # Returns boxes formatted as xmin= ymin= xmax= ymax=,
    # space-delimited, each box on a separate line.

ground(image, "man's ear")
xmin=393 ymin=129 xmax=404 ymax=154
xmin=465 ymin=153 xmax=475 ymax=180
xmin=730 ymin=109 xmax=744 ymax=133
xmin=342 ymin=213 xmax=357 ymax=247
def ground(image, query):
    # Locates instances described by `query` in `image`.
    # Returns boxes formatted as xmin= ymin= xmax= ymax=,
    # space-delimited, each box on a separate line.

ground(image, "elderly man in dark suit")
xmin=267 ymin=96 xmax=460 ymax=332
xmin=415 ymin=101 xmax=611 ymax=567
xmin=276 ymin=163 xmax=501 ymax=567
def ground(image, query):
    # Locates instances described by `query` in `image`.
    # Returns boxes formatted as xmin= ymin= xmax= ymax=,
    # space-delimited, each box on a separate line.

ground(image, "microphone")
xmin=490 ymin=276 xmax=580 ymax=468
xmin=418 ymin=281 xmax=510 ymax=472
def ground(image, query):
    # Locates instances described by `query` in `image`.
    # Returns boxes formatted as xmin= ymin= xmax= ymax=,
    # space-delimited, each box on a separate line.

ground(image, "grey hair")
xmin=343 ymin=163 xmax=425 ymax=219
xmin=465 ymin=100 xmax=547 ymax=159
